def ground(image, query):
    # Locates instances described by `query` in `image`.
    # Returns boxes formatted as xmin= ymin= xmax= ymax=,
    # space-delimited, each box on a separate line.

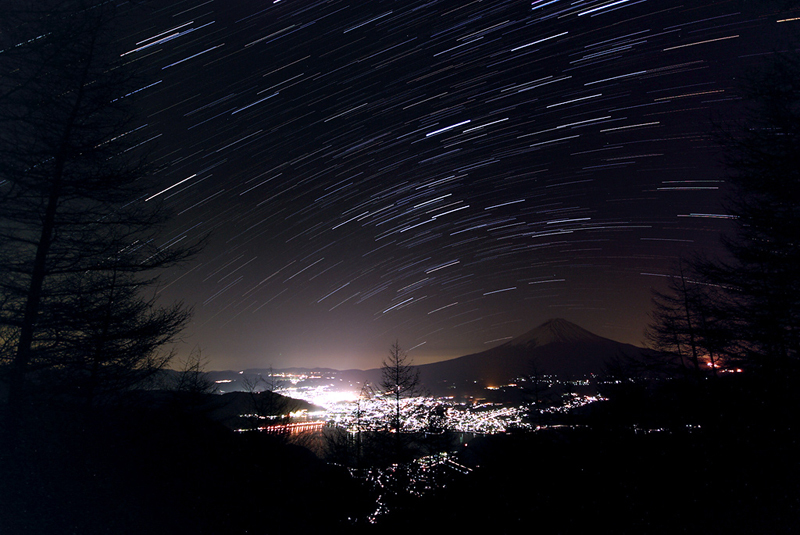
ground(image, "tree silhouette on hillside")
xmin=381 ymin=340 xmax=421 ymax=435
xmin=648 ymin=55 xmax=800 ymax=380
xmin=0 ymin=1 xmax=201 ymax=436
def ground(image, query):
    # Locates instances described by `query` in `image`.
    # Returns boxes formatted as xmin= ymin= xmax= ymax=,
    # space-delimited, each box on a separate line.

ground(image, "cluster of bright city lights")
xmin=322 ymin=395 xmax=532 ymax=434
xmin=540 ymin=393 xmax=608 ymax=415
xmin=228 ymin=370 xmax=611 ymax=434
xmin=229 ymin=371 xmax=611 ymax=525
xmin=275 ymin=380 xmax=608 ymax=435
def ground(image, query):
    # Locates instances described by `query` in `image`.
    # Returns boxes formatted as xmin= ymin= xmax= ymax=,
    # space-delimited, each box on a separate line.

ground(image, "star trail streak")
xmin=100 ymin=0 xmax=798 ymax=370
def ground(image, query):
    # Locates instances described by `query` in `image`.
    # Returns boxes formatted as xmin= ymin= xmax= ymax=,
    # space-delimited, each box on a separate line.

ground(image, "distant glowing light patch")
xmin=281 ymin=388 xmax=360 ymax=407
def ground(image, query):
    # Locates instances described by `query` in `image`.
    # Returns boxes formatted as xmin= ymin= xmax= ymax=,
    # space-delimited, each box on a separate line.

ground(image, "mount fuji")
xmin=415 ymin=318 xmax=648 ymax=394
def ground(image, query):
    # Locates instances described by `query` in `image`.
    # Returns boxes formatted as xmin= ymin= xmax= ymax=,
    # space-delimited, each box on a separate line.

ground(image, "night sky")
xmin=116 ymin=0 xmax=797 ymax=370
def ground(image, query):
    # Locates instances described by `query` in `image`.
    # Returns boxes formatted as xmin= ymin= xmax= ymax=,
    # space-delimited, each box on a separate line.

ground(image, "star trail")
xmin=111 ymin=0 xmax=796 ymax=370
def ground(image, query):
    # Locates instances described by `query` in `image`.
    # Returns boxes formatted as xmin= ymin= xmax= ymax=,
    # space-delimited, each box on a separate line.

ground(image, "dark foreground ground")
xmin=386 ymin=374 xmax=800 ymax=534
xmin=1 ymin=374 xmax=798 ymax=534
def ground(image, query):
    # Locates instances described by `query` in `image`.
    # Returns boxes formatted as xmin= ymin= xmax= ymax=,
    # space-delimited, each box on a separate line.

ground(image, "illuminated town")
xmin=210 ymin=368 xmax=614 ymax=523
xmin=216 ymin=369 xmax=610 ymax=435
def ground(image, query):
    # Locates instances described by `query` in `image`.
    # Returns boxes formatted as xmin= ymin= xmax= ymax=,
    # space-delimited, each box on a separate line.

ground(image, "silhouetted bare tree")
xmin=701 ymin=57 xmax=800 ymax=371
xmin=0 ymin=2 xmax=200 ymax=433
xmin=380 ymin=340 xmax=422 ymax=463
xmin=172 ymin=348 xmax=216 ymax=394
xmin=380 ymin=340 xmax=420 ymax=435
xmin=646 ymin=263 xmax=710 ymax=379
xmin=647 ymin=56 xmax=800 ymax=380
xmin=354 ymin=382 xmax=375 ymax=472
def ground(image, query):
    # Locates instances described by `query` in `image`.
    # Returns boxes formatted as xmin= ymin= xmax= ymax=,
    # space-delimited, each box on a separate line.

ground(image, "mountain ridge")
xmin=205 ymin=319 xmax=650 ymax=396
xmin=412 ymin=318 xmax=648 ymax=394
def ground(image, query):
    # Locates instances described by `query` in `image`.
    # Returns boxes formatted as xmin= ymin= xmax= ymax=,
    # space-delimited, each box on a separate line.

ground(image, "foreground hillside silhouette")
xmin=3 ymin=335 xmax=799 ymax=534
xmin=0 ymin=399 xmax=371 ymax=534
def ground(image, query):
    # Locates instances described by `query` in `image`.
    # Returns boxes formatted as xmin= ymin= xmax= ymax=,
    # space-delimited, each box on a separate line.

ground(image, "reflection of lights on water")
xmin=237 ymin=421 xmax=326 ymax=434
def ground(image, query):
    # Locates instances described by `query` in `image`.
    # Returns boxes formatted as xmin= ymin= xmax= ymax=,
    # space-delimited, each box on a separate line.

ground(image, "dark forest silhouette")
xmin=0 ymin=1 xmax=202 ymax=441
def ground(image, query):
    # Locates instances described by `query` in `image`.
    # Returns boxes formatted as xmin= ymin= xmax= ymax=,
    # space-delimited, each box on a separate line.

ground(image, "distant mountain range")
xmin=413 ymin=318 xmax=649 ymax=394
xmin=206 ymin=319 xmax=651 ymax=397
